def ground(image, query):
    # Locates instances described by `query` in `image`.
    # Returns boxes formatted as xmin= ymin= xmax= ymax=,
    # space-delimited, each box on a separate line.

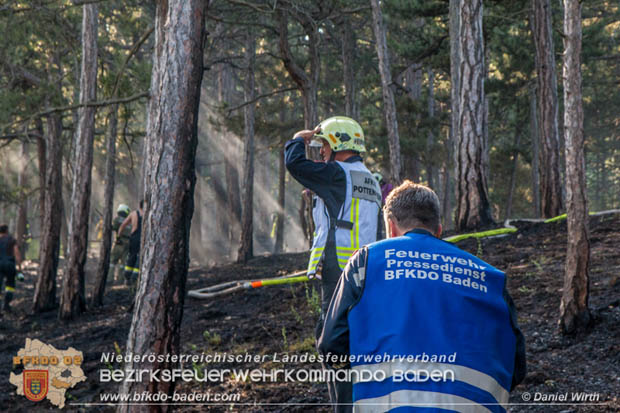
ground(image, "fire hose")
xmin=187 ymin=270 xmax=309 ymax=299
xmin=188 ymin=209 xmax=620 ymax=300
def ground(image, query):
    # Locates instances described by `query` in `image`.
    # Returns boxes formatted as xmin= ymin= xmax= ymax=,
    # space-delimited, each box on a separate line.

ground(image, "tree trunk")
xmin=238 ymin=31 xmax=256 ymax=263
xmin=278 ymin=9 xmax=320 ymax=129
xmin=36 ymin=118 xmax=47 ymax=228
xmin=454 ymin=0 xmax=494 ymax=231
xmin=342 ymin=17 xmax=358 ymax=119
xmin=274 ymin=146 xmax=285 ymax=254
xmin=402 ymin=154 xmax=420 ymax=183
xmin=426 ymin=67 xmax=437 ymax=190
xmin=402 ymin=63 xmax=422 ymax=184
xmin=33 ymin=114 xmax=63 ymax=313
xmin=532 ymin=0 xmax=563 ymax=218
xmin=505 ymin=131 xmax=521 ymax=221
xmin=405 ymin=63 xmax=423 ymax=101
xmin=59 ymin=3 xmax=98 ymax=320
xmin=529 ymin=84 xmax=541 ymax=218
xmin=446 ymin=0 xmax=460 ymax=231
xmin=16 ymin=140 xmax=29 ymax=256
xmin=91 ymin=106 xmax=118 ymax=307
xmin=370 ymin=0 xmax=402 ymax=185
xmin=216 ymin=55 xmax=241 ymax=258
xmin=559 ymin=0 xmax=590 ymax=334
xmin=60 ymin=197 xmax=68 ymax=258
xmin=117 ymin=0 xmax=206 ymax=409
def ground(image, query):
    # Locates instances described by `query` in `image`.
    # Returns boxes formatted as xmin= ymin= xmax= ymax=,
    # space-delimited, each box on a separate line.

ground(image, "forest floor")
xmin=1 ymin=214 xmax=619 ymax=412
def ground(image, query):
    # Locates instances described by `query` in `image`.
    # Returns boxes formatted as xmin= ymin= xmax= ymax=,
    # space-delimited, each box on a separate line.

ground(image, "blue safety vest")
xmin=348 ymin=230 xmax=517 ymax=413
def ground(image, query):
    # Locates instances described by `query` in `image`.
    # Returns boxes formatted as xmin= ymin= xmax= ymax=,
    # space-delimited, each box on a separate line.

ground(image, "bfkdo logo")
xmin=23 ymin=370 xmax=49 ymax=402
xmin=10 ymin=338 xmax=87 ymax=408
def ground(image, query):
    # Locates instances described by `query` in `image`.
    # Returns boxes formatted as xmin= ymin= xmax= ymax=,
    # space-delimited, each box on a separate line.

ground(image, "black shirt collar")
xmin=406 ymin=228 xmax=435 ymax=237
xmin=342 ymin=155 xmax=362 ymax=163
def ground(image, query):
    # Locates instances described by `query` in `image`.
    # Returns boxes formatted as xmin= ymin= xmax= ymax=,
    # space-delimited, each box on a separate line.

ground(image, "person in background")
xmin=0 ymin=224 xmax=23 ymax=315
xmin=285 ymin=116 xmax=381 ymax=413
xmin=110 ymin=204 xmax=132 ymax=283
xmin=372 ymin=171 xmax=393 ymax=240
xmin=373 ymin=171 xmax=393 ymax=205
xmin=319 ymin=181 xmax=526 ymax=412
xmin=118 ymin=200 xmax=143 ymax=286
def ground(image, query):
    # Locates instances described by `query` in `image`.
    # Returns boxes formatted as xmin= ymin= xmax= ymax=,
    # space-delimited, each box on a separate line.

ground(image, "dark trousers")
xmin=315 ymin=241 xmax=353 ymax=413
xmin=123 ymin=234 xmax=140 ymax=284
xmin=0 ymin=259 xmax=16 ymax=310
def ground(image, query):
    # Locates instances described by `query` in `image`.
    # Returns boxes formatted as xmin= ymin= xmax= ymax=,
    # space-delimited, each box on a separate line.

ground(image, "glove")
xmin=16 ymin=272 xmax=25 ymax=282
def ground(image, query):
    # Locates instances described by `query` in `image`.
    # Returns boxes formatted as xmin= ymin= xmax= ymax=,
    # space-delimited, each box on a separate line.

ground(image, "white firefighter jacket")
xmin=307 ymin=160 xmax=381 ymax=275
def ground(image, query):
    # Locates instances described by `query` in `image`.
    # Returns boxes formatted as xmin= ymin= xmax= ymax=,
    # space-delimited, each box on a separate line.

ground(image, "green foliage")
xmin=1 ymin=0 xmax=619 ymax=256
xmin=289 ymin=336 xmax=316 ymax=353
xmin=304 ymin=283 xmax=321 ymax=316
xmin=203 ymin=330 xmax=222 ymax=347
xmin=290 ymin=304 xmax=303 ymax=325
xmin=281 ymin=326 xmax=288 ymax=350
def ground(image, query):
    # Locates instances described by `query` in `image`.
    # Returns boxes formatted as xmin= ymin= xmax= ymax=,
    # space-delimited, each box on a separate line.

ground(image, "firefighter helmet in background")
xmin=117 ymin=204 xmax=130 ymax=217
xmin=313 ymin=116 xmax=366 ymax=153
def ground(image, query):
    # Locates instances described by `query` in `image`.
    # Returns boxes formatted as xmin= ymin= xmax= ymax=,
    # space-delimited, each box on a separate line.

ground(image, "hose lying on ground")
xmin=187 ymin=270 xmax=307 ymax=299
xmin=188 ymin=209 xmax=620 ymax=299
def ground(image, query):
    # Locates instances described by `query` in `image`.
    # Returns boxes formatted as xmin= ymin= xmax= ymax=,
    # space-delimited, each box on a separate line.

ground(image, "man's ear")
xmin=388 ymin=218 xmax=400 ymax=238
xmin=436 ymin=224 xmax=442 ymax=238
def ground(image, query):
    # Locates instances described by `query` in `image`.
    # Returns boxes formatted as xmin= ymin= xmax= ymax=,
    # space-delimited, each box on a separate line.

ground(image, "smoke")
xmin=190 ymin=84 xmax=307 ymax=266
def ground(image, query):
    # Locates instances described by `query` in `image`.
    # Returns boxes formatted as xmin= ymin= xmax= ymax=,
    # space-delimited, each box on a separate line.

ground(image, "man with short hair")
xmin=319 ymin=181 xmax=526 ymax=412
xmin=285 ymin=116 xmax=381 ymax=412
xmin=0 ymin=224 xmax=23 ymax=315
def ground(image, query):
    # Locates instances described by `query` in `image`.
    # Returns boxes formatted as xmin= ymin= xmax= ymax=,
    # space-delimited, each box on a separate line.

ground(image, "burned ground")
xmin=1 ymin=214 xmax=619 ymax=412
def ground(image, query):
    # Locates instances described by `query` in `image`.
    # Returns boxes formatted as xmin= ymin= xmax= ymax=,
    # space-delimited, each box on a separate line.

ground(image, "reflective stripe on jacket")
xmin=307 ymin=161 xmax=380 ymax=275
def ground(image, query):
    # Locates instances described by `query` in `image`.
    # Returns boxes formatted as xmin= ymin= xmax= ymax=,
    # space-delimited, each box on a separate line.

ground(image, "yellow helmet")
xmin=313 ymin=116 xmax=366 ymax=153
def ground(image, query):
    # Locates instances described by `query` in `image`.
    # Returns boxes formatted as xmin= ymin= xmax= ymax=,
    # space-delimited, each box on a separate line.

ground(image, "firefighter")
xmin=110 ymin=204 xmax=132 ymax=283
xmin=285 ymin=116 xmax=381 ymax=412
xmin=0 ymin=224 xmax=23 ymax=315
xmin=118 ymin=200 xmax=143 ymax=286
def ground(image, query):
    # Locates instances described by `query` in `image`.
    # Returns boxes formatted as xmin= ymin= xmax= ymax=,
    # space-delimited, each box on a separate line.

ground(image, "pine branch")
xmin=226 ymin=87 xmax=297 ymax=115
xmin=1 ymin=92 xmax=149 ymax=135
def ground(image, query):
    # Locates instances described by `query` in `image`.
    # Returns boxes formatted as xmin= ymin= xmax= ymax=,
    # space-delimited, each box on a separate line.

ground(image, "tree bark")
xmin=529 ymin=83 xmax=541 ymax=218
xmin=274 ymin=146 xmax=286 ymax=254
xmin=117 ymin=0 xmax=206 ymax=409
xmin=238 ymin=31 xmax=256 ymax=263
xmin=454 ymin=0 xmax=493 ymax=231
xmin=370 ymin=0 xmax=402 ymax=185
xmin=446 ymin=0 xmax=460 ymax=231
xmin=33 ymin=114 xmax=63 ymax=313
xmin=16 ymin=140 xmax=29 ymax=256
xmin=60 ymin=196 xmax=69 ymax=258
xmin=405 ymin=63 xmax=423 ymax=101
xmin=559 ymin=0 xmax=590 ymax=334
xmin=217 ymin=63 xmax=241 ymax=258
xmin=426 ymin=67 xmax=437 ymax=190
xmin=36 ymin=118 xmax=47 ymax=228
xmin=342 ymin=17 xmax=358 ymax=119
xmin=91 ymin=106 xmax=118 ymax=307
xmin=277 ymin=9 xmax=320 ymax=129
xmin=59 ymin=3 xmax=98 ymax=320
xmin=532 ymin=0 xmax=564 ymax=218
xmin=505 ymin=131 xmax=521 ymax=221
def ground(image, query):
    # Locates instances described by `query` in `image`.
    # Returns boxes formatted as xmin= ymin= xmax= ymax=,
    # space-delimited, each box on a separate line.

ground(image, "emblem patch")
xmin=23 ymin=370 xmax=48 ymax=402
